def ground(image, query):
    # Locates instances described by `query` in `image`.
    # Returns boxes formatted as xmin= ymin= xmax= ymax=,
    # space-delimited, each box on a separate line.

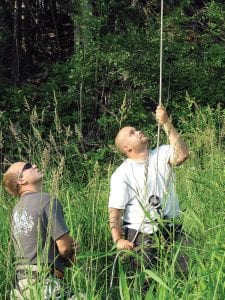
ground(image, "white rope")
xmin=155 ymin=0 xmax=164 ymax=197
xmin=130 ymin=0 xmax=165 ymax=245
xmin=108 ymin=1 xmax=164 ymax=294
xmin=159 ymin=0 xmax=164 ymax=108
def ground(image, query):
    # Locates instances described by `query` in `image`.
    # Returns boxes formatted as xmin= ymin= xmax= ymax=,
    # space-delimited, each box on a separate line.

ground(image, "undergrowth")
xmin=0 ymin=105 xmax=224 ymax=299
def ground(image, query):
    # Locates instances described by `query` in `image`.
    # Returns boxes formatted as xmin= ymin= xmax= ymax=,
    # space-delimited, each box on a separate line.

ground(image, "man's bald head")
xmin=115 ymin=126 xmax=149 ymax=157
xmin=115 ymin=127 xmax=132 ymax=154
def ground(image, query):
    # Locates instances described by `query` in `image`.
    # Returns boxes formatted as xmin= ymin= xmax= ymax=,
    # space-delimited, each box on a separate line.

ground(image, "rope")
xmin=129 ymin=0 xmax=165 ymax=246
xmin=155 ymin=0 xmax=164 ymax=197
xmin=108 ymin=1 xmax=164 ymax=294
xmin=159 ymin=0 xmax=164 ymax=107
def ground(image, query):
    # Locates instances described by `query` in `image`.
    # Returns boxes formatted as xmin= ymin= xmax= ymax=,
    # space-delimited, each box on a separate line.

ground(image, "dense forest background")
xmin=0 ymin=0 xmax=224 ymax=166
xmin=0 ymin=1 xmax=225 ymax=298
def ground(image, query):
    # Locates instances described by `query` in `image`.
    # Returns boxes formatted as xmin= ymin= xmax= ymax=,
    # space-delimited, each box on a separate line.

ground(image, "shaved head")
xmin=115 ymin=126 xmax=149 ymax=157
xmin=115 ymin=127 xmax=132 ymax=154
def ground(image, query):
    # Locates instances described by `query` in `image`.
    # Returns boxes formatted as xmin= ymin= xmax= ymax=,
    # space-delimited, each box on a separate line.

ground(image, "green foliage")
xmin=1 ymin=1 xmax=225 ymax=159
xmin=0 ymin=107 xmax=224 ymax=298
xmin=0 ymin=1 xmax=225 ymax=298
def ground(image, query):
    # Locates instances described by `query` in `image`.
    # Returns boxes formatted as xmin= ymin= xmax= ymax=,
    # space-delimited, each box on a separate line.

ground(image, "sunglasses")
xmin=17 ymin=163 xmax=33 ymax=180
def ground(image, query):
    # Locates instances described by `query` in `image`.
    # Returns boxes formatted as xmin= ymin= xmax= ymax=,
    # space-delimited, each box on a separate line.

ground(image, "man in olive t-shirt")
xmin=3 ymin=162 xmax=81 ymax=299
xmin=12 ymin=192 xmax=71 ymax=277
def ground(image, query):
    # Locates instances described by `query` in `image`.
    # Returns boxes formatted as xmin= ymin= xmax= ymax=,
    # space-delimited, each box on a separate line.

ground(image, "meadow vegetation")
xmin=0 ymin=105 xmax=224 ymax=299
xmin=0 ymin=1 xmax=225 ymax=298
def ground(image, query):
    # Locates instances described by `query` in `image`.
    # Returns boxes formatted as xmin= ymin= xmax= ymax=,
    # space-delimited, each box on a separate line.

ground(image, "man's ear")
xmin=17 ymin=178 xmax=26 ymax=186
xmin=124 ymin=144 xmax=132 ymax=153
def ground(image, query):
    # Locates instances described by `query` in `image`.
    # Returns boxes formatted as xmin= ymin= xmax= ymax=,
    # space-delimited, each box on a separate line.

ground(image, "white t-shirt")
xmin=108 ymin=145 xmax=180 ymax=234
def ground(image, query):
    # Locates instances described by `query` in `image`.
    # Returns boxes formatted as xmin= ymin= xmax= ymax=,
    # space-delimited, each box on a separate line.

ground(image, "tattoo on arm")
xmin=109 ymin=209 xmax=121 ymax=225
xmin=171 ymin=135 xmax=181 ymax=165
xmin=109 ymin=209 xmax=123 ymax=240
xmin=163 ymin=119 xmax=188 ymax=165
xmin=163 ymin=119 xmax=172 ymax=137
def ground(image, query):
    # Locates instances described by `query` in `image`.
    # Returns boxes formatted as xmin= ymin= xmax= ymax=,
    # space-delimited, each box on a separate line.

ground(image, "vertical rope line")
xmin=159 ymin=0 xmax=163 ymax=108
xmin=108 ymin=1 xmax=164 ymax=294
xmin=155 ymin=0 xmax=164 ymax=197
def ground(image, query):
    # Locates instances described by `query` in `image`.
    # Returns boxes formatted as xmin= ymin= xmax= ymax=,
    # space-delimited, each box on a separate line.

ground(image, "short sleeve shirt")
xmin=12 ymin=192 xmax=69 ymax=272
xmin=108 ymin=145 xmax=180 ymax=234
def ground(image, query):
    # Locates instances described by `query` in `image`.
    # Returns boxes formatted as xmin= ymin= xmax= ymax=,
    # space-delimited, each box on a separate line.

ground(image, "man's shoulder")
xmin=20 ymin=192 xmax=54 ymax=207
xmin=112 ymin=160 xmax=128 ymax=177
xmin=151 ymin=145 xmax=171 ymax=155
xmin=13 ymin=193 xmax=53 ymax=216
xmin=39 ymin=192 xmax=51 ymax=199
xmin=150 ymin=145 xmax=173 ymax=168
xmin=23 ymin=191 xmax=51 ymax=199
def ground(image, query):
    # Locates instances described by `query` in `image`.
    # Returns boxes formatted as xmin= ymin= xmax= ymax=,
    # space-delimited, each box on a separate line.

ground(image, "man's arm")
xmin=44 ymin=198 xmax=79 ymax=268
xmin=156 ymin=105 xmax=189 ymax=166
xmin=109 ymin=207 xmax=134 ymax=250
xmin=56 ymin=233 xmax=79 ymax=264
xmin=56 ymin=233 xmax=79 ymax=259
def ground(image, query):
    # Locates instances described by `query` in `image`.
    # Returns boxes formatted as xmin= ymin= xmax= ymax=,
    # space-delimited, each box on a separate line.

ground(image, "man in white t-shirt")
xmin=108 ymin=105 xmax=189 ymax=270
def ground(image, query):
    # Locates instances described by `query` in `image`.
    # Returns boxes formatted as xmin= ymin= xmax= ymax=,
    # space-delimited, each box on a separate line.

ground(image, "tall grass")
xmin=0 ymin=105 xmax=224 ymax=299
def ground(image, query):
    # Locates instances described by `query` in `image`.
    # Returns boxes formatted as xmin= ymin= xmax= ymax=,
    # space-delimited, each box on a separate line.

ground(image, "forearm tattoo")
xmin=163 ymin=119 xmax=172 ymax=137
xmin=172 ymin=135 xmax=182 ymax=165
xmin=109 ymin=212 xmax=122 ymax=231
xmin=163 ymin=120 xmax=185 ymax=165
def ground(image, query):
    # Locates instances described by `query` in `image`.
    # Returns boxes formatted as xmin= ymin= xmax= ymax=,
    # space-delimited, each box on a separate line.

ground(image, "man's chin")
xmin=142 ymin=137 xmax=149 ymax=144
xmin=34 ymin=176 xmax=43 ymax=184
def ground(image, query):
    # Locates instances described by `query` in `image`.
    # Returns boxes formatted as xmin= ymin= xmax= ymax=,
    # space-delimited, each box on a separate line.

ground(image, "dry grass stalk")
xmin=9 ymin=120 xmax=21 ymax=144
xmin=50 ymin=156 xmax=65 ymax=196
xmin=41 ymin=142 xmax=51 ymax=173
xmin=30 ymin=106 xmax=39 ymax=126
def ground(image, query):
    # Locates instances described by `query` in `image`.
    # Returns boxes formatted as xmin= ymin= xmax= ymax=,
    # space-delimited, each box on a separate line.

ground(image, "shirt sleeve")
xmin=108 ymin=170 xmax=129 ymax=209
xmin=42 ymin=198 xmax=69 ymax=241
xmin=159 ymin=145 xmax=174 ymax=165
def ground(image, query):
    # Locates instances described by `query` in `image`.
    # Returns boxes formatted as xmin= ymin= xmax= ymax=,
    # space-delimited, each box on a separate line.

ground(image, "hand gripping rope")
xmin=108 ymin=0 xmax=164 ymax=295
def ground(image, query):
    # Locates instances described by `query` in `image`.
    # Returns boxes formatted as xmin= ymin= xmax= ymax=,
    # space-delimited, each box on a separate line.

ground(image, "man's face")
xmin=17 ymin=162 xmax=43 ymax=184
xmin=117 ymin=126 xmax=149 ymax=154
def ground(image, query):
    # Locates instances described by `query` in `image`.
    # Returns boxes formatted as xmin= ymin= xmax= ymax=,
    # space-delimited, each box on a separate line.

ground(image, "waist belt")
xmin=16 ymin=264 xmax=64 ymax=280
xmin=123 ymin=218 xmax=181 ymax=231
xmin=123 ymin=220 xmax=156 ymax=227
xmin=123 ymin=221 xmax=151 ymax=225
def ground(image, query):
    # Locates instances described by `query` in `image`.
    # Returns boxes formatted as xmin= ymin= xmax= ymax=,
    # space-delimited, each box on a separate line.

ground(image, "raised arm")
xmin=156 ymin=105 xmax=189 ymax=166
xmin=109 ymin=207 xmax=134 ymax=250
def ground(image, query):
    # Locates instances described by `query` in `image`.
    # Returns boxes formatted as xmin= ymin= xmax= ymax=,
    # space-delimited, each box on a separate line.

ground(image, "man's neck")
xmin=127 ymin=149 xmax=149 ymax=162
xmin=19 ymin=183 xmax=42 ymax=196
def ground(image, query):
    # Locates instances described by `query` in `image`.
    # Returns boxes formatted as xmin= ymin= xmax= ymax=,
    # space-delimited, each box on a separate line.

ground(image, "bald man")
xmin=3 ymin=162 xmax=80 ymax=299
xmin=109 ymin=106 xmax=189 ymax=275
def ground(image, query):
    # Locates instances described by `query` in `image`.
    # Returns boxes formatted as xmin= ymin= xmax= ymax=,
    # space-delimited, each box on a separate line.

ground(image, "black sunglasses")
xmin=17 ymin=163 xmax=33 ymax=180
